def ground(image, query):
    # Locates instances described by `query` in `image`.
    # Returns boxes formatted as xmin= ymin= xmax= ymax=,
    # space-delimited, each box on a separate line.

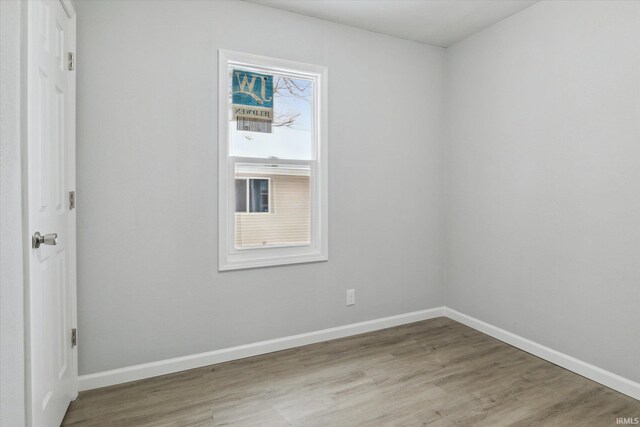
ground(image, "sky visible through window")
xmin=229 ymin=69 xmax=314 ymax=160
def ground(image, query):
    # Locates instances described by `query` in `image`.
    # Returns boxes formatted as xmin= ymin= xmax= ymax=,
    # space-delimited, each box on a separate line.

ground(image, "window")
xmin=235 ymin=178 xmax=270 ymax=213
xmin=218 ymin=50 xmax=328 ymax=270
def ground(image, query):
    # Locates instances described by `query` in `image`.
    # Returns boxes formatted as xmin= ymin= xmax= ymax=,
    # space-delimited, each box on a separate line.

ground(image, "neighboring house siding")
xmin=235 ymin=173 xmax=310 ymax=247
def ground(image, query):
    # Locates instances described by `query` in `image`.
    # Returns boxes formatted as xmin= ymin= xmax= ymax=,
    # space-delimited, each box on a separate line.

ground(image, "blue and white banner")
xmin=232 ymin=69 xmax=274 ymax=122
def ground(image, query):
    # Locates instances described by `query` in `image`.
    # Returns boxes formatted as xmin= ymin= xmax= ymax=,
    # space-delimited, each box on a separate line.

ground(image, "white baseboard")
xmin=445 ymin=307 xmax=640 ymax=401
xmin=78 ymin=307 xmax=446 ymax=391
xmin=79 ymin=306 xmax=640 ymax=401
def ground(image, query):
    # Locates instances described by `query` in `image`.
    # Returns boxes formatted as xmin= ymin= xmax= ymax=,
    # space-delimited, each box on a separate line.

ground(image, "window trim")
xmin=235 ymin=177 xmax=271 ymax=215
xmin=218 ymin=50 xmax=328 ymax=271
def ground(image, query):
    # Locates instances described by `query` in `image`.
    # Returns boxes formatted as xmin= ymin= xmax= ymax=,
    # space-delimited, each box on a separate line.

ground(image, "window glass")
xmin=229 ymin=70 xmax=314 ymax=160
xmin=249 ymin=179 xmax=269 ymax=213
xmin=234 ymin=163 xmax=310 ymax=249
xmin=235 ymin=179 xmax=247 ymax=212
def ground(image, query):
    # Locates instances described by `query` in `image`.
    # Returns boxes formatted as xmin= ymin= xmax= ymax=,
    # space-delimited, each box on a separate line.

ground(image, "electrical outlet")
xmin=346 ymin=289 xmax=355 ymax=306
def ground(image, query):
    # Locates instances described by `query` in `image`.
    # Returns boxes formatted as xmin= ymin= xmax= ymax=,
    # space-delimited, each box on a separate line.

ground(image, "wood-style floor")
xmin=62 ymin=318 xmax=640 ymax=426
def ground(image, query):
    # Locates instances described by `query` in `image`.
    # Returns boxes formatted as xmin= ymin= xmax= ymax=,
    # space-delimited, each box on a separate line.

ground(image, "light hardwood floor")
xmin=63 ymin=318 xmax=640 ymax=426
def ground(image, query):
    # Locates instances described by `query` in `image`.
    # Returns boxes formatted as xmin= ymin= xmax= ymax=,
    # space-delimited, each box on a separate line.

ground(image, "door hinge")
xmin=71 ymin=328 xmax=77 ymax=347
xmin=68 ymin=52 xmax=75 ymax=71
xmin=69 ymin=191 xmax=76 ymax=210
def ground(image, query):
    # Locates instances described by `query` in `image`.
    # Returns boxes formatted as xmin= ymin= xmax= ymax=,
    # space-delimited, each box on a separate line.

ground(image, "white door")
xmin=25 ymin=1 xmax=77 ymax=426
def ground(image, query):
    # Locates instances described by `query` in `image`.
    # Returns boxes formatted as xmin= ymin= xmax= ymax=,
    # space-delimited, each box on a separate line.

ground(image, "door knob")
xmin=32 ymin=232 xmax=58 ymax=249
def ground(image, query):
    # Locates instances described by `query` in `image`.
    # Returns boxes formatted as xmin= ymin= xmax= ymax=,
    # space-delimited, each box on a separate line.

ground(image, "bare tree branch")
xmin=273 ymin=113 xmax=301 ymax=128
xmin=273 ymin=76 xmax=312 ymax=104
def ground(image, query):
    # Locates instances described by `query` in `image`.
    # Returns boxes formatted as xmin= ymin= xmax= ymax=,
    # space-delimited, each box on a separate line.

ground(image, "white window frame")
xmin=218 ymin=50 xmax=328 ymax=271
xmin=235 ymin=177 xmax=271 ymax=214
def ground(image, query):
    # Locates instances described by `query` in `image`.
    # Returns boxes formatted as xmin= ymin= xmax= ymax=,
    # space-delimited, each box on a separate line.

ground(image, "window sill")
xmin=235 ymin=242 xmax=310 ymax=250
xmin=219 ymin=253 xmax=328 ymax=272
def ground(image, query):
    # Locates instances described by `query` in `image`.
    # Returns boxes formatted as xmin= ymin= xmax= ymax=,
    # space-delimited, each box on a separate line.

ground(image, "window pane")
xmin=229 ymin=68 xmax=314 ymax=160
xmin=249 ymin=179 xmax=269 ymax=213
xmin=235 ymin=179 xmax=247 ymax=212
xmin=235 ymin=163 xmax=311 ymax=249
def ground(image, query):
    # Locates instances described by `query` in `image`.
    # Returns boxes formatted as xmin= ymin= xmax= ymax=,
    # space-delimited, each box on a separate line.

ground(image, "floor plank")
xmin=62 ymin=318 xmax=640 ymax=426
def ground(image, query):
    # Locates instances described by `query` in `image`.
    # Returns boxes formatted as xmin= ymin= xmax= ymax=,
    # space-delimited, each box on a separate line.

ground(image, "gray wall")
xmin=446 ymin=1 xmax=640 ymax=383
xmin=74 ymin=0 xmax=446 ymax=375
xmin=0 ymin=1 xmax=26 ymax=425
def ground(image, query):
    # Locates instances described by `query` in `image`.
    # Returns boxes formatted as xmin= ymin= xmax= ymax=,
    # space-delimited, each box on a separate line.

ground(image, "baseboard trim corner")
xmin=444 ymin=307 xmax=640 ymax=401
xmin=79 ymin=305 xmax=639 ymax=401
xmin=79 ymin=306 xmax=446 ymax=391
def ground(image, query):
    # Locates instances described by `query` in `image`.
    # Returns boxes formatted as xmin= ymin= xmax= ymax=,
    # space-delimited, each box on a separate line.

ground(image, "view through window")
xmin=229 ymin=69 xmax=313 ymax=249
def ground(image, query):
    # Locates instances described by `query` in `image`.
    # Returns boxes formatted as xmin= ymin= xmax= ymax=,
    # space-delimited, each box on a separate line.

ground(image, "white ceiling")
xmin=245 ymin=0 xmax=539 ymax=47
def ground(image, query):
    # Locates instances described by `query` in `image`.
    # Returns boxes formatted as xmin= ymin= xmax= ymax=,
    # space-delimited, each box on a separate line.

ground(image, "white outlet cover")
xmin=346 ymin=289 xmax=355 ymax=306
